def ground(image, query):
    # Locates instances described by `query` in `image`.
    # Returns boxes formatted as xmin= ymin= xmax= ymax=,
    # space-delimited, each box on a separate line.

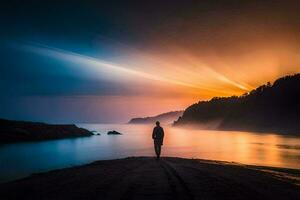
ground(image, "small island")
xmin=107 ymin=130 xmax=122 ymax=135
xmin=0 ymin=119 xmax=93 ymax=143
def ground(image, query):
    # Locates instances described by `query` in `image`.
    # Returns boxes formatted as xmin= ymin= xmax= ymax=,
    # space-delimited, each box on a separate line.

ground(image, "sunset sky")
xmin=1 ymin=0 xmax=300 ymax=123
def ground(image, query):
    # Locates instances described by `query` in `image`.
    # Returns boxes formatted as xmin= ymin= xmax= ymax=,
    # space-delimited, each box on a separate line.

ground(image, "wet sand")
xmin=0 ymin=157 xmax=299 ymax=200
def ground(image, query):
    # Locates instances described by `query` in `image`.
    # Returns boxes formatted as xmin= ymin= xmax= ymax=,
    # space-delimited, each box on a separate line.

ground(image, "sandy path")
xmin=0 ymin=157 xmax=299 ymax=200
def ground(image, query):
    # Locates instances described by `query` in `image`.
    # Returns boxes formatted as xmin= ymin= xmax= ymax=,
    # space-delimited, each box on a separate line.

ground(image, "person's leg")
xmin=157 ymin=145 xmax=161 ymax=158
xmin=154 ymin=142 xmax=159 ymax=158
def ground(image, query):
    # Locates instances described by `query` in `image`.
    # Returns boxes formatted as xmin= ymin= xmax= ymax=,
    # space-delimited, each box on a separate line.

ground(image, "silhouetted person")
xmin=152 ymin=121 xmax=164 ymax=159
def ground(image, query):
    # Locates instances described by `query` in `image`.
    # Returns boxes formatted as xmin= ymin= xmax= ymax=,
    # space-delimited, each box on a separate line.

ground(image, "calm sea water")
xmin=0 ymin=124 xmax=299 ymax=182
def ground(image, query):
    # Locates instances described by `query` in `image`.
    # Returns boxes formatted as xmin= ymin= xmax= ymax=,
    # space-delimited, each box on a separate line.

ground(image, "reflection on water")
xmin=0 ymin=124 xmax=299 ymax=182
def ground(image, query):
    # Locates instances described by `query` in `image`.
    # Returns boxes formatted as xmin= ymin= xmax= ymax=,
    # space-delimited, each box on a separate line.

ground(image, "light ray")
xmin=20 ymin=44 xmax=239 ymax=95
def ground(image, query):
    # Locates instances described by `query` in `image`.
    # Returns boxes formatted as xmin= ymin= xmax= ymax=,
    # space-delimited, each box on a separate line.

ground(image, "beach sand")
xmin=0 ymin=157 xmax=299 ymax=200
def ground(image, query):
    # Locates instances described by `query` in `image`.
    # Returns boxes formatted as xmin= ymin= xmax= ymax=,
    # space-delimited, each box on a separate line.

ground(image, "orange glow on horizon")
xmin=21 ymin=39 xmax=300 ymax=120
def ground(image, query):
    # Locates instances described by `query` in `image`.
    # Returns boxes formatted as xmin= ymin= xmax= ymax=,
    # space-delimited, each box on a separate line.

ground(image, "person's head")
xmin=156 ymin=121 xmax=160 ymax=126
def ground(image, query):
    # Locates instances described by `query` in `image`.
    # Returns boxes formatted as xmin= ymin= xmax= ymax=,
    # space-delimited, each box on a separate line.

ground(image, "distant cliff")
xmin=129 ymin=111 xmax=183 ymax=124
xmin=174 ymin=74 xmax=300 ymax=134
xmin=0 ymin=119 xmax=93 ymax=143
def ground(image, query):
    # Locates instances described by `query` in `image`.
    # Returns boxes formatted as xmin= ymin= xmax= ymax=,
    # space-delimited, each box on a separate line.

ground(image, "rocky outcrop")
xmin=107 ymin=130 xmax=122 ymax=135
xmin=0 ymin=119 xmax=93 ymax=143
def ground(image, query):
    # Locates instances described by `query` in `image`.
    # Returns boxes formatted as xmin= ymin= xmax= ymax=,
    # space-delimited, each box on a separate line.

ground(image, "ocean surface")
xmin=0 ymin=123 xmax=299 ymax=182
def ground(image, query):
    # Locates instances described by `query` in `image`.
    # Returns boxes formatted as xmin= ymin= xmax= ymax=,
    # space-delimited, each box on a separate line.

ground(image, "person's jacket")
xmin=152 ymin=126 xmax=164 ymax=145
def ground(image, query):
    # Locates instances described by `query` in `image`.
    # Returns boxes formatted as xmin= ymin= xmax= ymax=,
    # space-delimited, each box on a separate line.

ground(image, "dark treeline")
xmin=174 ymin=74 xmax=300 ymax=134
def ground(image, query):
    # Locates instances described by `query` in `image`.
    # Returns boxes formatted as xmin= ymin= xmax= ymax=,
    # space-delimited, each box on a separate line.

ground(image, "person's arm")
xmin=161 ymin=128 xmax=164 ymax=145
xmin=152 ymin=128 xmax=156 ymax=139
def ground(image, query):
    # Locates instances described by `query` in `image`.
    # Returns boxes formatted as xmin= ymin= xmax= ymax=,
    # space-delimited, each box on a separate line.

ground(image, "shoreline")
xmin=1 ymin=157 xmax=299 ymax=199
xmin=172 ymin=124 xmax=300 ymax=136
